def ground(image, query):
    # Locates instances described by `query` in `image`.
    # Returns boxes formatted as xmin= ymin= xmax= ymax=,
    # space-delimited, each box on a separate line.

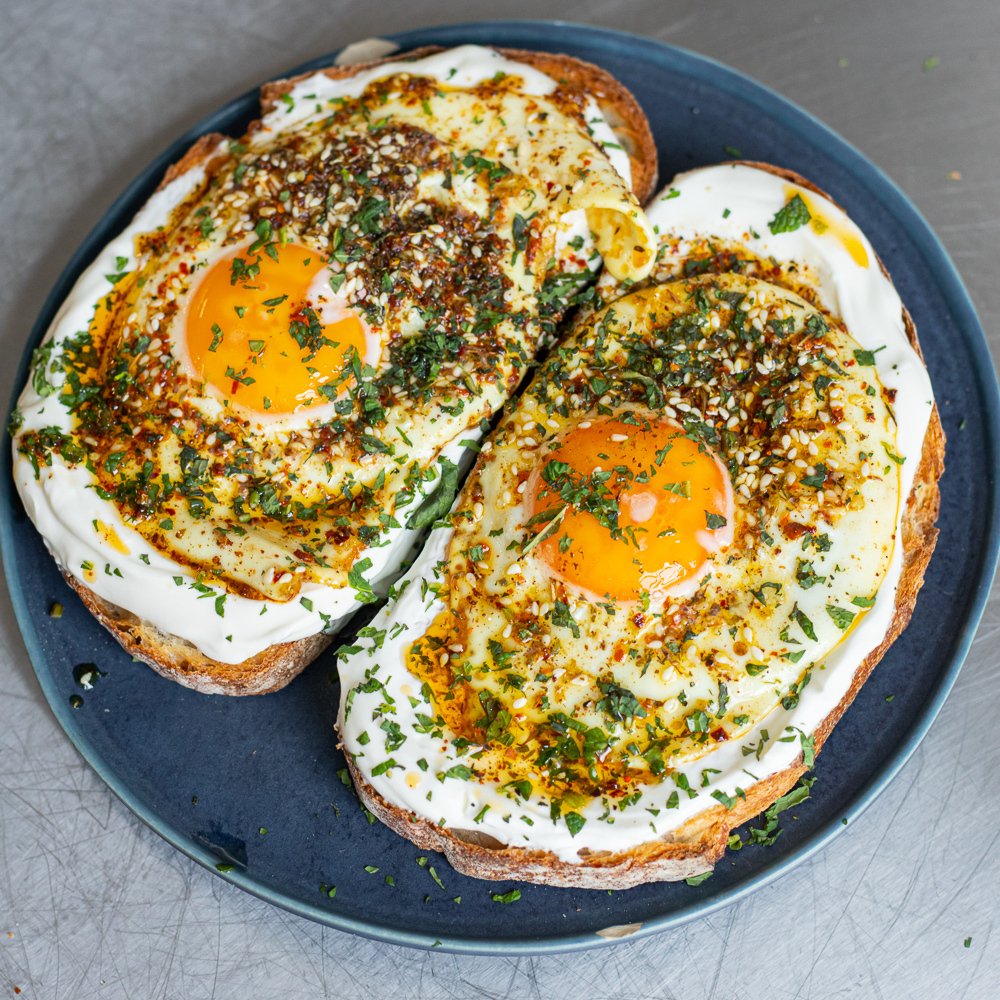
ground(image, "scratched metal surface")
xmin=1 ymin=0 xmax=997 ymax=996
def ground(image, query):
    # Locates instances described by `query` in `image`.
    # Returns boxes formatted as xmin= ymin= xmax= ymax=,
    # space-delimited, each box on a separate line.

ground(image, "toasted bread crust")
xmin=160 ymin=133 xmax=229 ymax=188
xmin=344 ymin=163 xmax=945 ymax=888
xmin=63 ymin=573 xmax=331 ymax=696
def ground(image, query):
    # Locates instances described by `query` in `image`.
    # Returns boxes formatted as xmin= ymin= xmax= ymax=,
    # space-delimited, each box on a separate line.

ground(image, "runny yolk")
xmin=526 ymin=416 xmax=734 ymax=602
xmin=185 ymin=243 xmax=370 ymax=416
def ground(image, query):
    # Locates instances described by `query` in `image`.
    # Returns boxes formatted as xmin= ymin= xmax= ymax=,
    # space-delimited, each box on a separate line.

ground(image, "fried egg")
xmin=11 ymin=45 xmax=655 ymax=665
xmin=337 ymin=164 xmax=935 ymax=862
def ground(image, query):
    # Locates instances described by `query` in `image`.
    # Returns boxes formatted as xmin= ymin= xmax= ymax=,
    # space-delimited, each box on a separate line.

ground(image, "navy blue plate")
xmin=3 ymin=21 xmax=998 ymax=954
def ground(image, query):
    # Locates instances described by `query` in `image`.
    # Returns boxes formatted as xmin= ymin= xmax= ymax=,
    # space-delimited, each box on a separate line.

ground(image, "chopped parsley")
xmin=768 ymin=194 xmax=812 ymax=235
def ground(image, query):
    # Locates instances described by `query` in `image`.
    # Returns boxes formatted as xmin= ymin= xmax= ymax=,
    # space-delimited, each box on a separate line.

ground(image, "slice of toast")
xmin=54 ymin=47 xmax=659 ymax=696
xmin=343 ymin=163 xmax=944 ymax=887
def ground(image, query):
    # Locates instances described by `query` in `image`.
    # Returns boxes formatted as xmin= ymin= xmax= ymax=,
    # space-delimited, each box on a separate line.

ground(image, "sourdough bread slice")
xmin=342 ymin=163 xmax=944 ymax=887
xmin=56 ymin=48 xmax=658 ymax=696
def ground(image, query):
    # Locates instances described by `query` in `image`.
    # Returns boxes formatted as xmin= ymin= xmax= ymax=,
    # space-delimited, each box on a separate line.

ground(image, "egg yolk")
xmin=185 ymin=243 xmax=370 ymax=416
xmin=526 ymin=416 xmax=734 ymax=602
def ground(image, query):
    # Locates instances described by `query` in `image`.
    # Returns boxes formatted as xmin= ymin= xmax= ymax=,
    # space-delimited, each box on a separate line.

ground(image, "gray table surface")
xmin=1 ymin=1 xmax=997 ymax=997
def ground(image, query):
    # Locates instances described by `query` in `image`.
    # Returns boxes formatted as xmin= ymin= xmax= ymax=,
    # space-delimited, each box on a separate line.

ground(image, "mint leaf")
xmin=826 ymin=604 xmax=856 ymax=631
xmin=853 ymin=346 xmax=886 ymax=366
xmin=406 ymin=457 xmax=460 ymax=530
xmin=347 ymin=557 xmax=378 ymax=604
xmin=491 ymin=889 xmax=522 ymax=903
xmin=769 ymin=194 xmax=812 ymax=235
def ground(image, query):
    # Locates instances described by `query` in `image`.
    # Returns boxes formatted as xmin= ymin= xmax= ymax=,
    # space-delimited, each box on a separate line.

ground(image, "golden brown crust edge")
xmin=343 ymin=163 xmax=945 ymax=888
xmin=160 ymin=133 xmax=229 ymax=188
xmin=63 ymin=574 xmax=331 ymax=696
